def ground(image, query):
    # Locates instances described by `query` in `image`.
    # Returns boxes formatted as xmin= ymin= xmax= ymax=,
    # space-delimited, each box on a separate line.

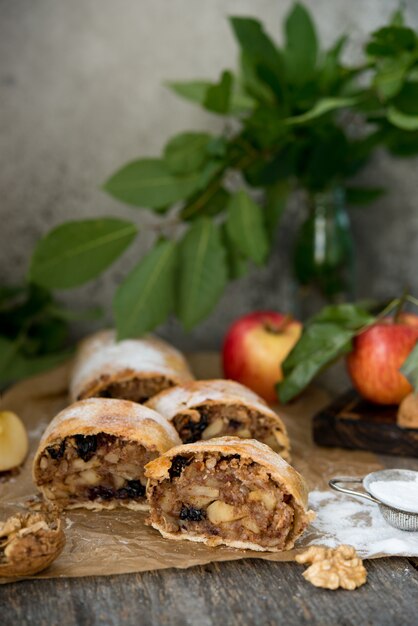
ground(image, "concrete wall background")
xmin=1 ymin=0 xmax=418 ymax=349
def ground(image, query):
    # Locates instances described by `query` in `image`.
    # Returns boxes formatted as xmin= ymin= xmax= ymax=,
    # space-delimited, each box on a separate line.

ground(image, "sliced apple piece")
xmin=0 ymin=411 xmax=29 ymax=472
xmin=248 ymin=489 xmax=276 ymax=511
xmin=242 ymin=517 xmax=260 ymax=534
xmin=201 ymin=418 xmax=224 ymax=440
xmin=206 ymin=500 xmax=245 ymax=524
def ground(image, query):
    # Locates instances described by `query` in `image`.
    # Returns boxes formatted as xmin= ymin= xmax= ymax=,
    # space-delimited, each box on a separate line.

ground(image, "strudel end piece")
xmin=69 ymin=330 xmax=194 ymax=403
xmin=33 ymin=398 xmax=181 ymax=511
xmin=145 ymin=437 xmax=314 ymax=552
xmin=146 ymin=379 xmax=290 ymax=459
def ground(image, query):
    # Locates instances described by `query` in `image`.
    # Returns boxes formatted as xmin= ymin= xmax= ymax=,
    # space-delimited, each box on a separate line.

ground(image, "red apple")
xmin=346 ymin=313 xmax=418 ymax=405
xmin=222 ymin=311 xmax=303 ymax=404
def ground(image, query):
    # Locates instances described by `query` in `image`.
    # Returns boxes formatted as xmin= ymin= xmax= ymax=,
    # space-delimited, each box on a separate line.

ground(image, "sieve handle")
xmin=329 ymin=476 xmax=380 ymax=504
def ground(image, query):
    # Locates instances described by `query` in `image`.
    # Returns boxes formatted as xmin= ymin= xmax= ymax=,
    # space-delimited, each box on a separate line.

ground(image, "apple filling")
xmin=147 ymin=451 xmax=304 ymax=550
xmin=82 ymin=375 xmax=175 ymax=403
xmin=172 ymin=403 xmax=289 ymax=459
xmin=34 ymin=433 xmax=157 ymax=510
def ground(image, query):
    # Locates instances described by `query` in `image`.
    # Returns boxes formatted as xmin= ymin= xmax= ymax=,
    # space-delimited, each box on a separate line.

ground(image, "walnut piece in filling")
xmin=91 ymin=376 xmax=175 ymax=404
xmin=173 ymin=403 xmax=289 ymax=459
xmin=0 ymin=510 xmax=65 ymax=577
xmin=35 ymin=433 xmax=156 ymax=510
xmin=296 ymin=545 xmax=367 ymax=590
xmin=146 ymin=450 xmax=307 ymax=551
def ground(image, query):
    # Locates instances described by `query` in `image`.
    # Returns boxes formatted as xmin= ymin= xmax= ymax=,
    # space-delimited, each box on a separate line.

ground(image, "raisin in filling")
xmin=149 ymin=452 xmax=301 ymax=550
xmin=172 ymin=403 xmax=288 ymax=456
xmin=169 ymin=455 xmax=192 ymax=480
xmin=36 ymin=433 xmax=156 ymax=507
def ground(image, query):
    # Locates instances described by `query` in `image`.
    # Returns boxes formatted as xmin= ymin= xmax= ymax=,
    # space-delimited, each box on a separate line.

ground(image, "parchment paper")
xmin=0 ymin=353 xmax=384 ymax=583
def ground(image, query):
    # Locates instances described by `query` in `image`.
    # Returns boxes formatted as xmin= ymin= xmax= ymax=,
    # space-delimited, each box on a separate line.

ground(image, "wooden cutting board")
xmin=313 ymin=389 xmax=418 ymax=457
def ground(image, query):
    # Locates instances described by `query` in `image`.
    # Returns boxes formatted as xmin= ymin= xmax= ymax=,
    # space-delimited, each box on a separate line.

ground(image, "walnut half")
xmin=0 ymin=510 xmax=65 ymax=577
xmin=296 ymin=545 xmax=367 ymax=590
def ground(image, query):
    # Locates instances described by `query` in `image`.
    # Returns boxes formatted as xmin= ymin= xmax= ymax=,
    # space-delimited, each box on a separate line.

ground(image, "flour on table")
xmin=303 ymin=490 xmax=418 ymax=558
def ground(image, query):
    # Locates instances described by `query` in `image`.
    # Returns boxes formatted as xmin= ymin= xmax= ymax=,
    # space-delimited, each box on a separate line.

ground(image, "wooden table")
xmin=2 ymin=551 xmax=418 ymax=625
xmin=2 ymin=365 xmax=418 ymax=626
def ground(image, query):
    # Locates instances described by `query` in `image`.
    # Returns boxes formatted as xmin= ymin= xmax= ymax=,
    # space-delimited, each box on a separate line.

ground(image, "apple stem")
xmin=356 ymin=297 xmax=400 ymax=336
xmin=264 ymin=314 xmax=293 ymax=334
xmin=394 ymin=288 xmax=409 ymax=323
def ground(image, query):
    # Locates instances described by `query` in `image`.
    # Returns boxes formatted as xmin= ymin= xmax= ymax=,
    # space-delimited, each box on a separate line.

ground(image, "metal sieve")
xmin=329 ymin=469 xmax=418 ymax=532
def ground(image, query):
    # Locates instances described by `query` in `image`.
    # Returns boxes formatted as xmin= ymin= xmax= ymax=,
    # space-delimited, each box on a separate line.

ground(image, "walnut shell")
xmin=0 ymin=510 xmax=65 ymax=577
xmin=296 ymin=544 xmax=367 ymax=591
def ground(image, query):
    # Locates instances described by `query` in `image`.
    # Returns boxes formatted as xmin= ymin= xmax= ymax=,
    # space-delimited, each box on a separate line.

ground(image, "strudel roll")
xmin=145 ymin=437 xmax=314 ymax=552
xmin=146 ymin=379 xmax=290 ymax=459
xmin=33 ymin=398 xmax=181 ymax=510
xmin=69 ymin=330 xmax=194 ymax=403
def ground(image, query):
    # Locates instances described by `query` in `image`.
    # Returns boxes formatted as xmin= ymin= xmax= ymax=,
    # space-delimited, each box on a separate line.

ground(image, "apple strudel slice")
xmin=69 ymin=330 xmax=194 ymax=403
xmin=33 ymin=398 xmax=181 ymax=511
xmin=146 ymin=379 xmax=290 ymax=459
xmin=145 ymin=437 xmax=314 ymax=552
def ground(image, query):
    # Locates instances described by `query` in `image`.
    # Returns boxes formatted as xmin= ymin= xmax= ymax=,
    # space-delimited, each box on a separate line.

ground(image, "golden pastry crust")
xmin=33 ymin=398 xmax=181 ymax=511
xmin=69 ymin=330 xmax=194 ymax=402
xmin=145 ymin=436 xmax=314 ymax=552
xmin=146 ymin=379 xmax=290 ymax=459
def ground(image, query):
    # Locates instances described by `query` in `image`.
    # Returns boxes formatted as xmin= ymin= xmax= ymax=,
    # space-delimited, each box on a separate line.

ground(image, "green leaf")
xmin=0 ymin=337 xmax=19 ymax=376
xmin=29 ymin=218 xmax=137 ymax=289
xmin=204 ymin=71 xmax=233 ymax=114
xmin=0 ymin=285 xmax=26 ymax=313
xmin=177 ymin=219 xmax=227 ymax=329
xmin=391 ymin=8 xmax=405 ymax=27
xmin=284 ymin=2 xmax=318 ymax=83
xmin=345 ymin=186 xmax=385 ymax=205
xmin=366 ymin=26 xmax=416 ymax=57
xmin=387 ymin=105 xmax=418 ymax=130
xmin=45 ymin=304 xmax=103 ymax=322
xmin=164 ymin=132 xmax=211 ymax=175
xmin=0 ymin=337 xmax=71 ymax=385
xmin=166 ymin=80 xmax=211 ymax=106
xmin=229 ymin=86 xmax=257 ymax=114
xmin=373 ymin=56 xmax=411 ymax=100
xmin=104 ymin=158 xmax=203 ymax=209
xmin=230 ymin=17 xmax=283 ymax=77
xmin=221 ymin=224 xmax=248 ymax=280
xmin=394 ymin=81 xmax=418 ymax=115
xmin=310 ymin=304 xmax=375 ymax=330
xmin=239 ymin=53 xmax=276 ymax=105
xmin=386 ymin=127 xmax=418 ymax=156
xmin=226 ymin=190 xmax=269 ymax=266
xmin=285 ymin=97 xmax=357 ymax=125
xmin=114 ymin=239 xmax=177 ymax=339
xmin=400 ymin=341 xmax=418 ymax=390
xmin=278 ymin=323 xmax=355 ymax=403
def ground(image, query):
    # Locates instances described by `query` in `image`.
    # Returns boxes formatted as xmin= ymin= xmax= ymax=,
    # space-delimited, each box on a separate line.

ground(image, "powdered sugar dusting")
xmin=148 ymin=379 xmax=281 ymax=422
xmin=70 ymin=330 xmax=193 ymax=401
xmin=38 ymin=397 xmax=180 ymax=446
xmin=305 ymin=490 xmax=418 ymax=557
xmin=368 ymin=476 xmax=418 ymax=513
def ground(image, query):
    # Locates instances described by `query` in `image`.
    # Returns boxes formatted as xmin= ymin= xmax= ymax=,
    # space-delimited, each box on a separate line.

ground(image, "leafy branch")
xmin=4 ymin=3 xmax=418 ymax=380
xmin=279 ymin=296 xmax=418 ymax=403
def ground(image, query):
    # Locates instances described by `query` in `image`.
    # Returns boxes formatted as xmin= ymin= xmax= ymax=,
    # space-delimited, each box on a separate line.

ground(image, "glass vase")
xmin=293 ymin=186 xmax=355 ymax=320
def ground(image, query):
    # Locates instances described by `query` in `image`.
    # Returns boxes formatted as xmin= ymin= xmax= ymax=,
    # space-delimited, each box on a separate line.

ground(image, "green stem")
xmin=394 ymin=288 xmax=409 ymax=322
xmin=180 ymin=148 xmax=258 ymax=220
xmin=407 ymin=295 xmax=418 ymax=307
xmin=356 ymin=297 xmax=400 ymax=335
